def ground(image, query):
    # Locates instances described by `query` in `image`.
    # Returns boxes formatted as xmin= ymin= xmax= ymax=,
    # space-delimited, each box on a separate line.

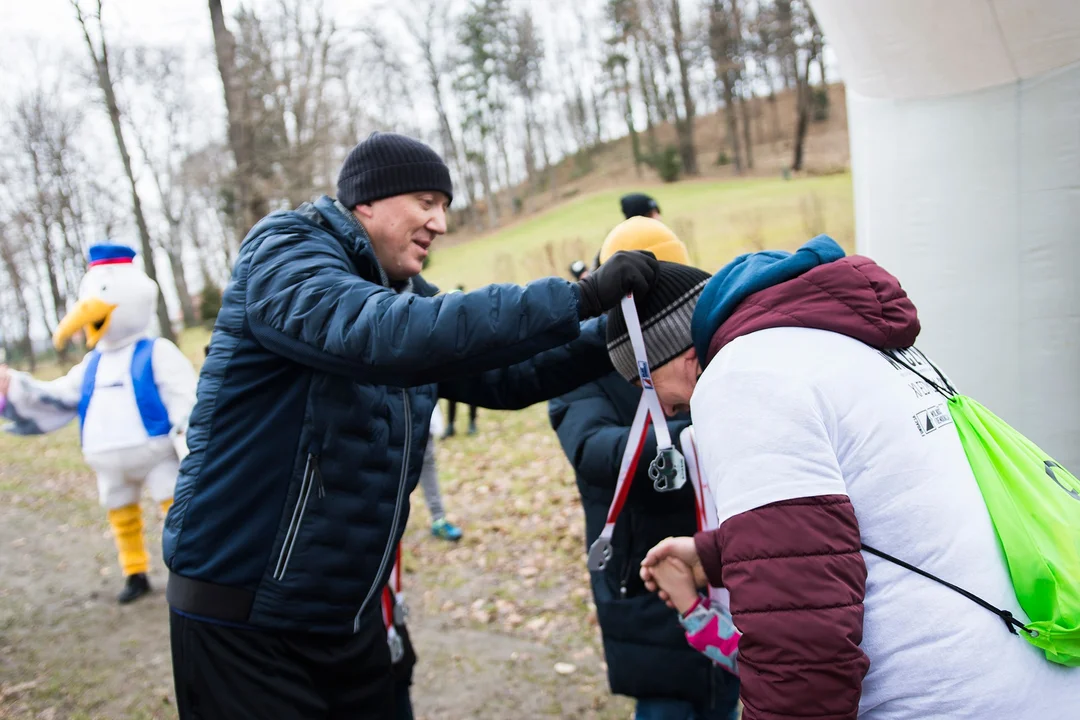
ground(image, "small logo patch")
xmin=638 ymin=360 xmax=653 ymax=389
xmin=913 ymin=404 xmax=953 ymax=436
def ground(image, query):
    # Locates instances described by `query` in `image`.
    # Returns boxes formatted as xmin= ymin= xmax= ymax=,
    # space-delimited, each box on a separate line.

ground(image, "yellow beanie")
xmin=598 ymin=217 xmax=691 ymax=266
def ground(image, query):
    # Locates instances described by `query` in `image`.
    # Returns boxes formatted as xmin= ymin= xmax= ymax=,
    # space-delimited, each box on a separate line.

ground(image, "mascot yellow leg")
xmin=160 ymin=497 xmax=173 ymax=516
xmin=106 ymin=504 xmax=152 ymax=604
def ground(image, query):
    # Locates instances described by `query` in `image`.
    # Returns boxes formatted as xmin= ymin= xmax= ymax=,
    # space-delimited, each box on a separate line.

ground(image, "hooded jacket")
xmin=687 ymin=239 xmax=1079 ymax=719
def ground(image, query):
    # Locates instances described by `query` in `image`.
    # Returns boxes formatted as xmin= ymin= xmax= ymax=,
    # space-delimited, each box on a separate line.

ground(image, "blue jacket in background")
xmin=549 ymin=373 xmax=738 ymax=706
xmin=165 ymin=196 xmax=612 ymax=633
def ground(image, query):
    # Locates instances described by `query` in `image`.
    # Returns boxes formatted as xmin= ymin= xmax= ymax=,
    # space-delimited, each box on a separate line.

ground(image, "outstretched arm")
xmin=245 ymin=228 xmax=585 ymax=386
xmin=437 ymin=318 xmax=613 ymax=410
xmin=0 ymin=359 xmax=88 ymax=435
xmin=244 ymin=228 xmax=656 ymax=387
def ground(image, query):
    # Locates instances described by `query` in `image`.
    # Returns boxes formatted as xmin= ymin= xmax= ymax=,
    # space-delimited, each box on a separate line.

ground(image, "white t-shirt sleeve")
xmin=690 ymin=367 xmax=846 ymax=525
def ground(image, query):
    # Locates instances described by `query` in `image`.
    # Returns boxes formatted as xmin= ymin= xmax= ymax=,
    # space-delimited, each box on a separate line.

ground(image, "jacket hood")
xmin=691 ymin=235 xmax=846 ymax=363
xmin=702 ymin=254 xmax=921 ymax=364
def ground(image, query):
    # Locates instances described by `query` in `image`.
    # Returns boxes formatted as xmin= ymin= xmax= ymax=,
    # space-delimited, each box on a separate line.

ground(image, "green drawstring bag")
xmin=888 ymin=350 xmax=1080 ymax=666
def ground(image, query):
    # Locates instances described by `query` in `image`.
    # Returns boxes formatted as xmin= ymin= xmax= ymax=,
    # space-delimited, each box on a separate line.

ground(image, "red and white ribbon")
xmin=681 ymin=425 xmax=731 ymax=613
xmin=587 ymin=294 xmax=687 ymax=571
xmin=381 ymin=544 xmax=405 ymax=662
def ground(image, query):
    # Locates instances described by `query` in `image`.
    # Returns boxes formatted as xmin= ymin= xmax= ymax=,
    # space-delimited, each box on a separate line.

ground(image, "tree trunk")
xmin=721 ymin=77 xmax=743 ymax=172
xmin=792 ymin=52 xmax=814 ymax=172
xmin=740 ymin=90 xmax=754 ymax=169
xmin=74 ymin=1 xmax=176 ymax=344
xmin=670 ymin=0 xmax=698 ymax=175
xmin=620 ymin=69 xmax=643 ymax=175
xmin=167 ymin=223 xmax=198 ymax=327
xmin=0 ymin=236 xmax=37 ymax=371
xmin=208 ymin=0 xmax=267 ymax=239
xmin=475 ymin=152 xmax=499 ymax=229
xmin=634 ymin=34 xmax=662 ymax=156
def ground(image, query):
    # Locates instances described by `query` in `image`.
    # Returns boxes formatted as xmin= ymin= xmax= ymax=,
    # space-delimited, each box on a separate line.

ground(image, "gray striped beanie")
xmin=606 ymin=262 xmax=711 ymax=383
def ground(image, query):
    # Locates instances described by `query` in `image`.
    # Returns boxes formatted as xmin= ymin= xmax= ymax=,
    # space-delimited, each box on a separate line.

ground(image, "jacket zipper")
xmin=274 ymin=452 xmax=318 ymax=581
xmin=354 ymin=389 xmax=412 ymax=632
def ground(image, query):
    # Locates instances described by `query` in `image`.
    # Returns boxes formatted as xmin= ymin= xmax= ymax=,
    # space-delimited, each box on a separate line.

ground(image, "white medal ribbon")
xmin=587 ymin=294 xmax=688 ymax=571
xmin=680 ymin=425 xmax=731 ymax=613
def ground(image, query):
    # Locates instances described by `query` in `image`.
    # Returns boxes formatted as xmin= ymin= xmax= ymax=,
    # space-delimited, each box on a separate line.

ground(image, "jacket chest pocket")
xmin=272 ymin=447 xmax=325 ymax=582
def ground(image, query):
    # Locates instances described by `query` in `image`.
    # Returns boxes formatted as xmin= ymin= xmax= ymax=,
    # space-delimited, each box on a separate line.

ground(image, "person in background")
xmin=549 ymin=217 xmax=740 ymax=720
xmin=620 ymin=193 xmax=662 ymax=220
xmin=421 ymin=405 xmax=463 ymax=541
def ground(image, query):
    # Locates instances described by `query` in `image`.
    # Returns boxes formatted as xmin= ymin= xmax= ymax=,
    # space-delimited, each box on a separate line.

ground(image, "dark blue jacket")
xmin=164 ymin=196 xmax=611 ymax=633
xmin=549 ymin=373 xmax=736 ymax=705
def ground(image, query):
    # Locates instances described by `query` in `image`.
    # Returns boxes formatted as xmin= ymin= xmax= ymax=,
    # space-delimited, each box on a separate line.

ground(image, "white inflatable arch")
xmin=809 ymin=0 xmax=1080 ymax=468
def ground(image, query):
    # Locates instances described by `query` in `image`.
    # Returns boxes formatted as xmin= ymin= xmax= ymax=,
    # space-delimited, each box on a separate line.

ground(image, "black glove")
xmin=575 ymin=250 xmax=658 ymax=319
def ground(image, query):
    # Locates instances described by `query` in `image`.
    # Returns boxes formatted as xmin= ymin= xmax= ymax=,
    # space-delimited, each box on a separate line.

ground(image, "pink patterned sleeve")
xmin=679 ymin=595 xmax=740 ymax=676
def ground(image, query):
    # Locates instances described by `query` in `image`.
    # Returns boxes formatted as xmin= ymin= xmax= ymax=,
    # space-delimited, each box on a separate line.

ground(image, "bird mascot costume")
xmin=0 ymin=244 xmax=197 ymax=603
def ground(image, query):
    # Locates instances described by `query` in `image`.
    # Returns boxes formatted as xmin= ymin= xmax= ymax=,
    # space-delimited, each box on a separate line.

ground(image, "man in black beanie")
xmin=621 ymin=192 xmax=662 ymax=220
xmin=164 ymin=130 xmax=659 ymax=720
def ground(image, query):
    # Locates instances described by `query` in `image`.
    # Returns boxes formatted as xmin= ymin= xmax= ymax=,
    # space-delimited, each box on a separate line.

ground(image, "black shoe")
xmin=442 ymin=427 xmax=455 ymax=439
xmin=467 ymin=423 xmax=478 ymax=436
xmin=117 ymin=573 xmax=151 ymax=604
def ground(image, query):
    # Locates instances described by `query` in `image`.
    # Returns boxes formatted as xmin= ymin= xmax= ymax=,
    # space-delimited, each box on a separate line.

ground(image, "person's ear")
xmin=685 ymin=347 xmax=698 ymax=368
xmin=354 ymin=203 xmax=374 ymax=220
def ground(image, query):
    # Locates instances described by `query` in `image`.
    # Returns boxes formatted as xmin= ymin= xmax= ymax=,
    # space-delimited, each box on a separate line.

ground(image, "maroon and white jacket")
xmin=689 ymin=257 xmax=1079 ymax=719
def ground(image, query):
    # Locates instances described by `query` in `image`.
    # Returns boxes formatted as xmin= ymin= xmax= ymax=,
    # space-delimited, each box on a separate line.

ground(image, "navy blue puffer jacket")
xmin=164 ymin=196 xmax=611 ymax=633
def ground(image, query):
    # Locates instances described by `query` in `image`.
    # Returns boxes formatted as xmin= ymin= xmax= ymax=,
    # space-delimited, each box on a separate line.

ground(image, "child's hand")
xmin=649 ymin=557 xmax=700 ymax=615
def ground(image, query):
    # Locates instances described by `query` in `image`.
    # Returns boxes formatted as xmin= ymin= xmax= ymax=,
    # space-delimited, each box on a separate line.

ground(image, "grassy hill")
xmin=426 ymin=171 xmax=855 ymax=292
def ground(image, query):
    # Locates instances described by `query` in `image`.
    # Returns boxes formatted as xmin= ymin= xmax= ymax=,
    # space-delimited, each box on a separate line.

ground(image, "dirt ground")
xmin=0 ymin=406 xmax=638 ymax=720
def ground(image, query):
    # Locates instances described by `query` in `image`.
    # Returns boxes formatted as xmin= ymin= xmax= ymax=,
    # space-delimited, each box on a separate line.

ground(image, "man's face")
xmin=639 ymin=349 xmax=698 ymax=416
xmin=649 ymin=209 xmax=661 ymax=220
xmin=354 ymin=191 xmax=450 ymax=281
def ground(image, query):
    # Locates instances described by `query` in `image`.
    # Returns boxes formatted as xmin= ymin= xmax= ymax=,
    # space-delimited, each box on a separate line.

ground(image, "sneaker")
xmin=467 ymin=422 xmax=478 ymax=436
xmin=117 ymin=573 xmax=151 ymax=604
xmin=431 ymin=518 xmax=463 ymax=542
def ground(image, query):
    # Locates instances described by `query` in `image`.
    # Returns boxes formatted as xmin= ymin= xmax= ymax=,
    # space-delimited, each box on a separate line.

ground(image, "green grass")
xmin=426 ymin=173 xmax=854 ymax=291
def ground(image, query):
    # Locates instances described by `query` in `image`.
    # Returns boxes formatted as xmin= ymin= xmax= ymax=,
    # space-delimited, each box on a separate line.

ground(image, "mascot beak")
xmin=53 ymin=298 xmax=118 ymax=350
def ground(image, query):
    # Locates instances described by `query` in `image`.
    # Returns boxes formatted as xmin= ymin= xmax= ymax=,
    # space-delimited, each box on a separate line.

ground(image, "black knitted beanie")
xmin=337 ymin=131 xmax=453 ymax=208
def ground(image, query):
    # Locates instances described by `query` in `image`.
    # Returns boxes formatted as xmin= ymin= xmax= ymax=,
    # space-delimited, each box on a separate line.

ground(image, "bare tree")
xmin=709 ymin=0 xmax=743 ymax=172
xmin=406 ymin=0 xmax=479 ymax=226
xmin=455 ymin=0 xmax=514 ymax=228
xmin=72 ymin=0 xmax=176 ymax=343
xmin=208 ymin=0 xmax=268 ymax=242
xmin=0 ymin=225 xmax=35 ymax=370
xmin=507 ymin=9 xmax=547 ymax=199
xmin=733 ymin=1 xmax=754 ymax=169
xmin=9 ymin=93 xmax=74 ymax=339
xmin=789 ymin=1 xmax=820 ymax=172
xmin=604 ymin=0 xmax=644 ymax=173
xmin=128 ymin=47 xmax=199 ymax=327
xmin=669 ymin=0 xmax=699 ymax=175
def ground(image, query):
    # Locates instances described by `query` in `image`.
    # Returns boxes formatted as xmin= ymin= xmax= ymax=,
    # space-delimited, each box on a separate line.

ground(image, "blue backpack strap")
xmin=78 ymin=350 xmax=102 ymax=443
xmin=130 ymin=338 xmax=172 ymax=437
